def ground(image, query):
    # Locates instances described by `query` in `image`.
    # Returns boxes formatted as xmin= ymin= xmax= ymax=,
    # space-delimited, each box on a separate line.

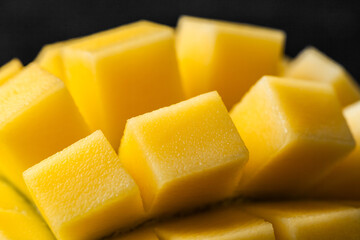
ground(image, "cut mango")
xmin=243 ymin=201 xmax=360 ymax=240
xmin=230 ymin=76 xmax=355 ymax=197
xmin=0 ymin=63 xmax=90 ymax=196
xmin=0 ymin=210 xmax=55 ymax=240
xmin=23 ymin=130 xmax=145 ymax=240
xmin=112 ymin=227 xmax=158 ymax=240
xmin=0 ymin=58 xmax=22 ymax=86
xmin=155 ymin=206 xmax=275 ymax=240
xmin=62 ymin=20 xmax=183 ymax=148
xmin=36 ymin=40 xmax=73 ymax=81
xmin=119 ymin=91 xmax=248 ymax=216
xmin=176 ymin=16 xmax=285 ymax=108
xmin=285 ymin=47 xmax=360 ymax=106
xmin=0 ymin=179 xmax=34 ymax=215
xmin=311 ymin=101 xmax=360 ymax=199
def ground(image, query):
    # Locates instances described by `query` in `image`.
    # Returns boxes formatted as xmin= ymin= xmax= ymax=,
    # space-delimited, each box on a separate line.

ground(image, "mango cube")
xmin=0 ymin=63 xmax=90 ymax=196
xmin=36 ymin=41 xmax=72 ymax=81
xmin=0 ymin=179 xmax=55 ymax=239
xmin=230 ymin=76 xmax=355 ymax=197
xmin=23 ymin=130 xmax=145 ymax=240
xmin=285 ymin=47 xmax=360 ymax=106
xmin=0 ymin=210 xmax=55 ymax=240
xmin=176 ymin=16 xmax=285 ymax=108
xmin=0 ymin=58 xmax=22 ymax=86
xmin=155 ymin=206 xmax=275 ymax=240
xmin=62 ymin=20 xmax=183 ymax=148
xmin=113 ymin=227 xmax=158 ymax=240
xmin=243 ymin=201 xmax=360 ymax=240
xmin=119 ymin=91 xmax=248 ymax=216
xmin=311 ymin=101 xmax=360 ymax=199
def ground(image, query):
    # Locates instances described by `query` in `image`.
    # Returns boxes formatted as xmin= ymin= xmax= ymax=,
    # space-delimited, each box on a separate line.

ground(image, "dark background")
xmin=0 ymin=0 xmax=359 ymax=82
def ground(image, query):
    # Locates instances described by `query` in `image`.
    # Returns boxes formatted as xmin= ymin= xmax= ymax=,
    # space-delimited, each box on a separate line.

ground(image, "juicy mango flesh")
xmin=0 ymin=58 xmax=22 ymax=86
xmin=0 ymin=15 xmax=359 ymax=239
xmin=119 ymin=91 xmax=248 ymax=216
xmin=176 ymin=16 xmax=285 ymax=108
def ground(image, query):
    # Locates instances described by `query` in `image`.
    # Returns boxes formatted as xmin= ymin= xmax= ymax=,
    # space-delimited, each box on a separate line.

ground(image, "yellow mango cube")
xmin=155 ymin=206 xmax=275 ymax=240
xmin=230 ymin=76 xmax=355 ymax=197
xmin=243 ymin=201 xmax=360 ymax=240
xmin=0 ymin=63 xmax=90 ymax=196
xmin=62 ymin=20 xmax=183 ymax=148
xmin=113 ymin=227 xmax=158 ymax=240
xmin=119 ymin=91 xmax=248 ymax=216
xmin=0 ymin=179 xmax=34 ymax=215
xmin=285 ymin=47 xmax=360 ymax=106
xmin=0 ymin=210 xmax=55 ymax=240
xmin=176 ymin=16 xmax=285 ymax=108
xmin=36 ymin=40 xmax=73 ymax=81
xmin=23 ymin=130 xmax=145 ymax=240
xmin=0 ymin=58 xmax=22 ymax=86
xmin=311 ymin=101 xmax=360 ymax=199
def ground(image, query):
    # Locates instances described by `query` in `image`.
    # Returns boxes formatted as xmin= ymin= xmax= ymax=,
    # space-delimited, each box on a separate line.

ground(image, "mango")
xmin=0 ymin=63 xmax=90 ymax=196
xmin=285 ymin=47 xmax=360 ymax=107
xmin=119 ymin=91 xmax=248 ymax=216
xmin=0 ymin=210 xmax=55 ymax=240
xmin=112 ymin=227 xmax=158 ymax=240
xmin=311 ymin=101 xmax=360 ymax=199
xmin=23 ymin=130 xmax=145 ymax=240
xmin=176 ymin=16 xmax=285 ymax=108
xmin=230 ymin=76 xmax=355 ymax=197
xmin=0 ymin=179 xmax=55 ymax=239
xmin=62 ymin=20 xmax=183 ymax=148
xmin=243 ymin=201 xmax=360 ymax=240
xmin=154 ymin=206 xmax=275 ymax=240
xmin=0 ymin=58 xmax=22 ymax=86
xmin=36 ymin=40 xmax=72 ymax=81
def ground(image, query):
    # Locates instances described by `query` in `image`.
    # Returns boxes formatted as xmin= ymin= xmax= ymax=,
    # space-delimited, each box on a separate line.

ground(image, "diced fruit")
xmin=23 ymin=130 xmax=145 ymax=240
xmin=285 ymin=47 xmax=360 ymax=107
xmin=0 ymin=63 xmax=90 ymax=197
xmin=62 ymin=20 xmax=183 ymax=148
xmin=0 ymin=179 xmax=34 ymax=215
xmin=311 ymin=101 xmax=360 ymax=199
xmin=112 ymin=227 xmax=158 ymax=240
xmin=35 ymin=40 xmax=73 ymax=81
xmin=176 ymin=16 xmax=285 ymax=108
xmin=0 ymin=58 xmax=22 ymax=86
xmin=230 ymin=76 xmax=355 ymax=197
xmin=154 ymin=206 xmax=275 ymax=240
xmin=0 ymin=179 xmax=55 ymax=239
xmin=278 ymin=56 xmax=291 ymax=76
xmin=119 ymin=91 xmax=248 ymax=216
xmin=0 ymin=210 xmax=55 ymax=240
xmin=243 ymin=201 xmax=360 ymax=240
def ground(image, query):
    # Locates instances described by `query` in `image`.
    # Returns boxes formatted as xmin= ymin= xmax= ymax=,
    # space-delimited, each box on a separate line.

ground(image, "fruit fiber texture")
xmin=0 ymin=63 xmax=90 ymax=197
xmin=243 ymin=201 xmax=360 ymax=240
xmin=176 ymin=16 xmax=285 ymax=108
xmin=285 ymin=47 xmax=360 ymax=107
xmin=0 ymin=58 xmax=22 ymax=86
xmin=119 ymin=91 xmax=248 ymax=216
xmin=155 ymin=206 xmax=275 ymax=240
xmin=23 ymin=130 xmax=145 ymax=240
xmin=62 ymin=20 xmax=183 ymax=149
xmin=231 ymin=76 xmax=355 ymax=198
xmin=311 ymin=100 xmax=360 ymax=199
xmin=0 ymin=179 xmax=55 ymax=239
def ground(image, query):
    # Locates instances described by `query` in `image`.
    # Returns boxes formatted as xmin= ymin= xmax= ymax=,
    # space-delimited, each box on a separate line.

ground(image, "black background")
xmin=0 ymin=0 xmax=359 ymax=82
